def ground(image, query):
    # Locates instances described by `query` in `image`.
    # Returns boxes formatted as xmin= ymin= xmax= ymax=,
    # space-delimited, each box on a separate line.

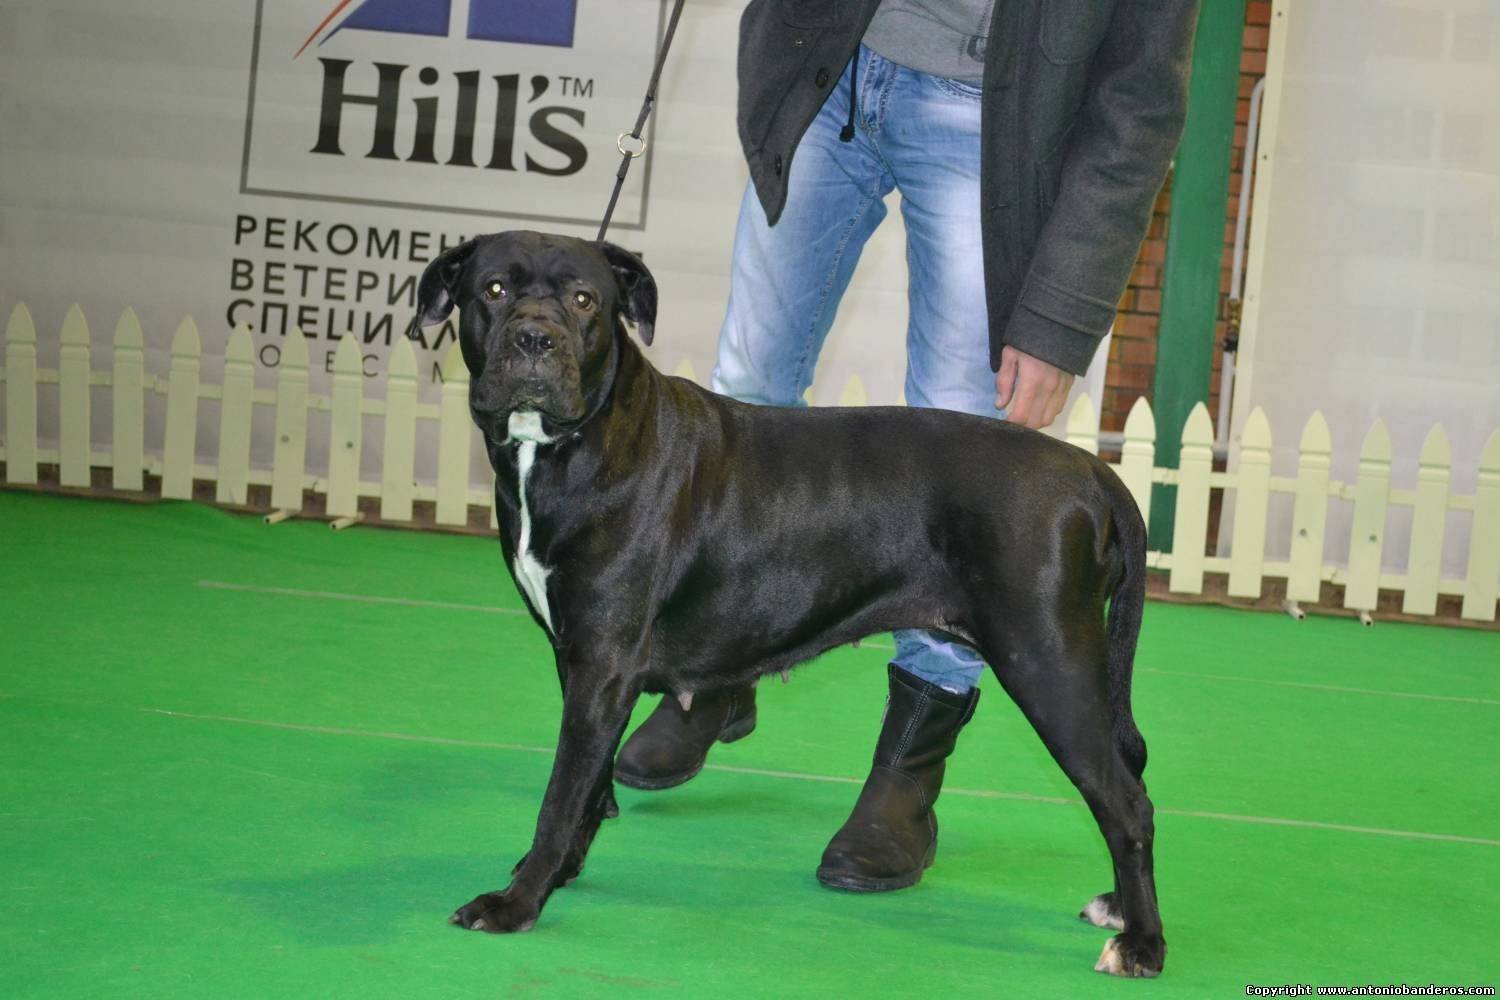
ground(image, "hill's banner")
xmin=243 ymin=0 xmax=628 ymax=228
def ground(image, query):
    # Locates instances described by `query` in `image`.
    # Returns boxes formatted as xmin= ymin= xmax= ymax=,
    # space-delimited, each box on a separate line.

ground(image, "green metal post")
xmin=1149 ymin=0 xmax=1248 ymax=548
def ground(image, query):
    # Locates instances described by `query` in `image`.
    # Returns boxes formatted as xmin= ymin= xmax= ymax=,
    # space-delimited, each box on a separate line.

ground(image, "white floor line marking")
xmin=142 ymin=708 xmax=1500 ymax=848
xmin=1139 ymin=808 xmax=1500 ymax=847
xmin=196 ymin=581 xmax=530 ymax=617
xmin=194 ymin=583 xmax=1496 ymax=705
xmin=140 ymin=709 xmax=553 ymax=755
xmin=1138 ymin=667 xmax=1500 ymax=706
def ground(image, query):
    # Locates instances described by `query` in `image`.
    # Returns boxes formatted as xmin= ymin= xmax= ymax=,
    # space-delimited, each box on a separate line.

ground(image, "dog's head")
xmin=411 ymin=231 xmax=657 ymax=440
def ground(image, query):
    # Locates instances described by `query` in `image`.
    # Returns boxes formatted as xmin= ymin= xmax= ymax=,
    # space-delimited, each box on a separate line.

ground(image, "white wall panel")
xmin=1233 ymin=0 xmax=1500 ymax=577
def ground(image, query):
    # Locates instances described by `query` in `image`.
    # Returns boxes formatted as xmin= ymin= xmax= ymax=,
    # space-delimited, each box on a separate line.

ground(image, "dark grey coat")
xmin=737 ymin=0 xmax=1201 ymax=375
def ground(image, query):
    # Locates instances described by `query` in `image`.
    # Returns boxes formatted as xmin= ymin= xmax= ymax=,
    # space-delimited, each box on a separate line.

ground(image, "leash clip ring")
xmin=616 ymin=131 xmax=648 ymax=158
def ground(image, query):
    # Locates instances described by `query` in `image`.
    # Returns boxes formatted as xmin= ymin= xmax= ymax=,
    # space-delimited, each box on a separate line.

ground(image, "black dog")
xmin=412 ymin=231 xmax=1163 ymax=977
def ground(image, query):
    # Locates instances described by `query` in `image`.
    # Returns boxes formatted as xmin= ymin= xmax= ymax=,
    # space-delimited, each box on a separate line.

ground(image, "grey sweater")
xmin=864 ymin=0 xmax=996 ymax=82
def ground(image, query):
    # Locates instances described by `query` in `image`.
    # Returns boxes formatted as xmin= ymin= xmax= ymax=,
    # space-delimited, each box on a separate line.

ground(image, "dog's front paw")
xmin=1093 ymin=931 xmax=1165 ymax=978
xmin=449 ymin=891 xmax=540 ymax=934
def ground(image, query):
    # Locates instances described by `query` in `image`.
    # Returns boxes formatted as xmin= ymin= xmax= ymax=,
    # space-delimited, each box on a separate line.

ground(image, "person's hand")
xmin=995 ymin=345 xmax=1076 ymax=430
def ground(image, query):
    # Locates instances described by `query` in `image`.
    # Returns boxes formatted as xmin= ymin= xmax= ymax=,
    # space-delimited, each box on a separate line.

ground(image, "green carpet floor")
xmin=1 ymin=490 xmax=1496 ymax=997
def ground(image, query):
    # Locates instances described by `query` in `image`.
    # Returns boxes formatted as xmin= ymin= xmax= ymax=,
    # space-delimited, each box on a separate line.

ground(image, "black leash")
xmin=598 ymin=0 xmax=689 ymax=242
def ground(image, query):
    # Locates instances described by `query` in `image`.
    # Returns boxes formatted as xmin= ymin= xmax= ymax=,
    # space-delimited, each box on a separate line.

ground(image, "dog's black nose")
xmin=515 ymin=327 xmax=555 ymax=357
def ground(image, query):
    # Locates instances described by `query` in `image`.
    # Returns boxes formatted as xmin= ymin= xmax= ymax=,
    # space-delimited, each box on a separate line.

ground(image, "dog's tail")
xmin=1103 ymin=472 xmax=1149 ymax=781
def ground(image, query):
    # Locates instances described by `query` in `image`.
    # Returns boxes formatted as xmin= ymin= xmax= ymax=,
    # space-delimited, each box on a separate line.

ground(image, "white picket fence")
xmin=2 ymin=303 xmax=1497 ymax=623
xmin=2 ymin=303 xmax=486 ymax=529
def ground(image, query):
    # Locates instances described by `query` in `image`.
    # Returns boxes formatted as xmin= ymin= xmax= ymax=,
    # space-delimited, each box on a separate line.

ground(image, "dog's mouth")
xmin=507 ymin=373 xmax=552 ymax=407
xmin=470 ymin=377 xmax=586 ymax=438
xmin=510 ymin=368 xmax=584 ymax=412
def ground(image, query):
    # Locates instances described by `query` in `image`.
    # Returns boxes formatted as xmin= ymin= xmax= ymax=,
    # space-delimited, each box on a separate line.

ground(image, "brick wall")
xmin=1100 ymin=1 xmax=1272 ymax=434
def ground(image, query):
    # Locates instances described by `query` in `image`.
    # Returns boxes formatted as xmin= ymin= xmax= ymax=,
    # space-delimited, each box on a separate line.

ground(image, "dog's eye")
xmin=483 ymin=280 xmax=507 ymax=301
xmin=572 ymin=290 xmax=595 ymax=311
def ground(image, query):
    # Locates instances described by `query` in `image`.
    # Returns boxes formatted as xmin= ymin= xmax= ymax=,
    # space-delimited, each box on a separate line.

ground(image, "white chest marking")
xmin=507 ymin=412 xmax=559 ymax=634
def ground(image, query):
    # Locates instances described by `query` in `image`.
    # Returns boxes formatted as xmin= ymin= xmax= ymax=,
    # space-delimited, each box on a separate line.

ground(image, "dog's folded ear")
xmin=598 ymin=241 xmax=658 ymax=346
xmin=410 ymin=240 xmax=476 ymax=333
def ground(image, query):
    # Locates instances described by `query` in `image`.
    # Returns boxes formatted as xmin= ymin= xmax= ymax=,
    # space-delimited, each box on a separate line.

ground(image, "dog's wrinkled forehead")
xmin=471 ymin=232 xmax=613 ymax=298
xmin=413 ymin=229 xmax=657 ymax=345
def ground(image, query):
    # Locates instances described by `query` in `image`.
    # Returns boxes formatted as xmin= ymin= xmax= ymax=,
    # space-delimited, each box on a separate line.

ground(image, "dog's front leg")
xmin=451 ymin=671 xmax=638 ymax=933
xmin=548 ymin=656 xmax=620 ymax=823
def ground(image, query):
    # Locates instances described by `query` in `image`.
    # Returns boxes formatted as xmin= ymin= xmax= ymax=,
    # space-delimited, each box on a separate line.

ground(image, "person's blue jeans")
xmin=712 ymin=46 xmax=998 ymax=694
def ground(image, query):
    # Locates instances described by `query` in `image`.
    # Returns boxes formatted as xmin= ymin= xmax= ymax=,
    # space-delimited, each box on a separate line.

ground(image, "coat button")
xmin=814 ymin=67 xmax=830 ymax=87
xmin=773 ymin=154 xmax=784 ymax=176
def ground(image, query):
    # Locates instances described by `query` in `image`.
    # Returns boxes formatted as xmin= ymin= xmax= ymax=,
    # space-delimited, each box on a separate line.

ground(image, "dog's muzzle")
xmin=469 ymin=320 xmax=585 ymax=427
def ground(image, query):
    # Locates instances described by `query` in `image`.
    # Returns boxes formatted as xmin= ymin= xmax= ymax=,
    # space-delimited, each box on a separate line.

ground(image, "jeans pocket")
xmin=1039 ymin=0 xmax=1118 ymax=65
xmin=934 ymin=76 xmax=985 ymax=101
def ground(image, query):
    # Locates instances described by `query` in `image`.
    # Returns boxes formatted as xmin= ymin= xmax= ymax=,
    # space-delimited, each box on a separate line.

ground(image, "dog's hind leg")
xmin=1076 ymin=721 xmax=1147 ymax=934
xmin=983 ymin=634 xmax=1164 ymax=977
xmin=1075 ymin=491 xmax=1151 ymax=939
xmin=1076 ymin=714 xmax=1148 ymax=934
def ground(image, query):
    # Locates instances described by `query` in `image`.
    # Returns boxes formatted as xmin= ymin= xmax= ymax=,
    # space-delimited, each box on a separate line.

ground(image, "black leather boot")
xmin=613 ymin=686 xmax=757 ymax=790
xmin=816 ymin=664 xmax=980 ymax=892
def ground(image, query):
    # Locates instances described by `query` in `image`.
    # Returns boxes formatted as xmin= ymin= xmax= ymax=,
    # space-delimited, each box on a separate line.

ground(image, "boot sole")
xmin=613 ymin=714 xmax=757 ymax=791
xmin=814 ymin=842 xmax=936 ymax=894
